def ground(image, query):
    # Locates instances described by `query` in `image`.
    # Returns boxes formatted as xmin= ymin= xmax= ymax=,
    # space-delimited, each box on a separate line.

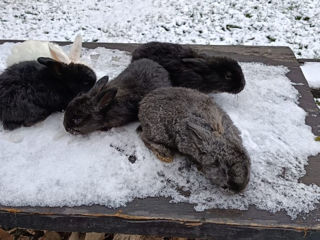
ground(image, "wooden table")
xmin=0 ymin=41 xmax=319 ymax=240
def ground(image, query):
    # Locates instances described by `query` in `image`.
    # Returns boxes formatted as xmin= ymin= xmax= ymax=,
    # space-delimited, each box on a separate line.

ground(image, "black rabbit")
xmin=0 ymin=36 xmax=97 ymax=130
xmin=0 ymin=57 xmax=96 ymax=130
xmin=138 ymin=87 xmax=250 ymax=193
xmin=132 ymin=41 xmax=245 ymax=94
xmin=63 ymin=58 xmax=171 ymax=135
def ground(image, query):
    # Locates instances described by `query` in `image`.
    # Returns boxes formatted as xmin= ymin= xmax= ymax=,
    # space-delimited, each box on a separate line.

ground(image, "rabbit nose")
xmin=66 ymin=126 xmax=80 ymax=135
xmin=227 ymin=180 xmax=245 ymax=193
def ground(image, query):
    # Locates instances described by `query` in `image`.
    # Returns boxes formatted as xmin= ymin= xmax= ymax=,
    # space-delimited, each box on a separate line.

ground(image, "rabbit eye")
xmin=225 ymin=72 xmax=232 ymax=80
xmin=73 ymin=118 xmax=82 ymax=125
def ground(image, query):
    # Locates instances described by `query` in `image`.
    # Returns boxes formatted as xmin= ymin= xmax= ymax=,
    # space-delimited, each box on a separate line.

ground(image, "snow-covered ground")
xmin=301 ymin=62 xmax=320 ymax=89
xmin=0 ymin=0 xmax=319 ymax=58
xmin=300 ymin=62 xmax=320 ymax=109
xmin=0 ymin=43 xmax=319 ymax=219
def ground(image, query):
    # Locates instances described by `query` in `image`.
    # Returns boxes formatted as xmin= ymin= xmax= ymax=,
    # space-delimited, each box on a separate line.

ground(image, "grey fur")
xmin=64 ymin=58 xmax=171 ymax=134
xmin=138 ymin=87 xmax=251 ymax=193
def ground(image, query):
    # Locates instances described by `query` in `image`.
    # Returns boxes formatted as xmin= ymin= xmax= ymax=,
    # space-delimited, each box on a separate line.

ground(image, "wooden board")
xmin=0 ymin=41 xmax=320 ymax=240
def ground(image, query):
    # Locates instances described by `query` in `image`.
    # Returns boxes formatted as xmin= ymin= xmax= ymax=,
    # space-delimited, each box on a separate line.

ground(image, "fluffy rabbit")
xmin=6 ymin=40 xmax=53 ymax=67
xmin=138 ymin=87 xmax=250 ymax=193
xmin=132 ymin=42 xmax=245 ymax=94
xmin=0 ymin=38 xmax=96 ymax=130
xmin=6 ymin=35 xmax=83 ymax=67
xmin=63 ymin=58 xmax=171 ymax=135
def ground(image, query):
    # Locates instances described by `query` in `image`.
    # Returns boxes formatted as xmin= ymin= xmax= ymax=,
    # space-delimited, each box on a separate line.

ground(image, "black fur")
xmin=0 ymin=58 xmax=96 ymax=130
xmin=63 ymin=58 xmax=171 ymax=135
xmin=132 ymin=42 xmax=245 ymax=94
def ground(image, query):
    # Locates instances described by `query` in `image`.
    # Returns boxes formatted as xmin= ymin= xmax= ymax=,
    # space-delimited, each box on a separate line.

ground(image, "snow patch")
xmin=301 ymin=62 xmax=320 ymax=89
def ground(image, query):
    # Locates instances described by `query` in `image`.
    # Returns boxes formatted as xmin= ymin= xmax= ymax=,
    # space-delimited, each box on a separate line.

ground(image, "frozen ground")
xmin=0 ymin=0 xmax=320 ymax=58
xmin=0 ymin=43 xmax=319 ymax=219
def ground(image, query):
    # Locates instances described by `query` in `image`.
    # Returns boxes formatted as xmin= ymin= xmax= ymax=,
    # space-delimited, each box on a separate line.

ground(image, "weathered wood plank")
xmin=0 ymin=41 xmax=319 ymax=240
xmin=297 ymin=59 xmax=320 ymax=64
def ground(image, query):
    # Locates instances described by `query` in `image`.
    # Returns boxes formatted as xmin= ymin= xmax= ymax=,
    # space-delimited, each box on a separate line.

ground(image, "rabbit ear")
xmin=182 ymin=58 xmax=206 ymax=64
xmin=187 ymin=121 xmax=213 ymax=142
xmin=38 ymin=57 xmax=58 ymax=65
xmin=48 ymin=43 xmax=71 ymax=64
xmin=37 ymin=57 xmax=64 ymax=75
xmin=96 ymin=88 xmax=118 ymax=110
xmin=96 ymin=75 xmax=109 ymax=86
xmin=69 ymin=34 xmax=82 ymax=62
xmin=187 ymin=115 xmax=224 ymax=140
xmin=90 ymin=75 xmax=109 ymax=95
xmin=182 ymin=58 xmax=207 ymax=70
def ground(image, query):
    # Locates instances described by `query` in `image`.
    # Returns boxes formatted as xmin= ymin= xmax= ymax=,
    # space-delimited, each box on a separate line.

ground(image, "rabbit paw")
xmin=152 ymin=148 xmax=174 ymax=163
xmin=3 ymin=121 xmax=22 ymax=130
xmin=137 ymin=125 xmax=174 ymax=163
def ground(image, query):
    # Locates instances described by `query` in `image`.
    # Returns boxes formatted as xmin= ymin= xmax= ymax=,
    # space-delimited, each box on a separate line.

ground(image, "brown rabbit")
xmin=138 ymin=87 xmax=250 ymax=193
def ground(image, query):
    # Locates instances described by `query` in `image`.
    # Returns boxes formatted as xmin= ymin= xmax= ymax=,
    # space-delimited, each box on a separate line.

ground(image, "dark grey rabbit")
xmin=138 ymin=87 xmax=250 ymax=193
xmin=132 ymin=41 xmax=245 ymax=94
xmin=0 ymin=58 xmax=96 ymax=130
xmin=63 ymin=58 xmax=171 ymax=135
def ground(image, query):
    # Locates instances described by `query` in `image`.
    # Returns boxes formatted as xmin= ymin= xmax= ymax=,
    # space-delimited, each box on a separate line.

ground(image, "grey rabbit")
xmin=63 ymin=58 xmax=171 ymax=135
xmin=138 ymin=87 xmax=250 ymax=193
xmin=132 ymin=42 xmax=245 ymax=94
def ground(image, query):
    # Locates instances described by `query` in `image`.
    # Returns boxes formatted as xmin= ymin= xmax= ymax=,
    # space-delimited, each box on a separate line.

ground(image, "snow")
xmin=0 ymin=43 xmax=320 ymax=219
xmin=301 ymin=62 xmax=320 ymax=89
xmin=0 ymin=0 xmax=320 ymax=58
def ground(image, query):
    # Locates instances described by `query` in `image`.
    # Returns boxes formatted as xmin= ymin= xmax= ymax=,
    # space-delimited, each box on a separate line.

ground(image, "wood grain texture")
xmin=0 ymin=41 xmax=319 ymax=240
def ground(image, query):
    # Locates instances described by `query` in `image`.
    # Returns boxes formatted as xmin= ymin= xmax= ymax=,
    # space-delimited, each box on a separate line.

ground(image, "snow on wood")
xmin=0 ymin=43 xmax=319 ymax=219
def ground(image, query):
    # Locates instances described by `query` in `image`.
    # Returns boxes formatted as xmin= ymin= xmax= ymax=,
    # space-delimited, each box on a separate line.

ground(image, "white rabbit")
xmin=6 ymin=34 xmax=83 ymax=67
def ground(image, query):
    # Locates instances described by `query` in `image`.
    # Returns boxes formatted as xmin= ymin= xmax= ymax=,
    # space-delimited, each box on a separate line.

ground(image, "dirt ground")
xmin=0 ymin=228 xmax=192 ymax=240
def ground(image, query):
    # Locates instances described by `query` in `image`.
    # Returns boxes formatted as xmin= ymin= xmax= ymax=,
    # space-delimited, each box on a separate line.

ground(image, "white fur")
xmin=69 ymin=34 xmax=82 ymax=63
xmin=6 ymin=40 xmax=52 ymax=67
xmin=6 ymin=35 xmax=84 ymax=67
xmin=48 ymin=43 xmax=71 ymax=64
